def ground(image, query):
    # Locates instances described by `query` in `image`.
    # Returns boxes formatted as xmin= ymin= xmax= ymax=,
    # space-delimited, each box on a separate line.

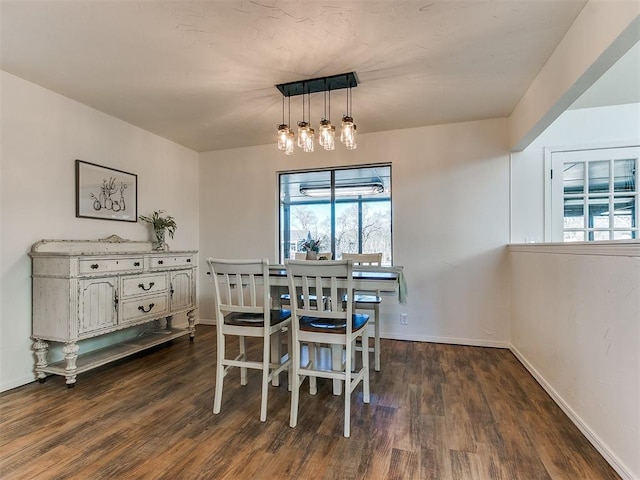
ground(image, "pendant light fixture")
xmin=304 ymin=93 xmax=315 ymax=153
xmin=276 ymin=72 xmax=358 ymax=155
xmin=297 ymin=93 xmax=314 ymax=153
xmin=284 ymin=96 xmax=295 ymax=155
xmin=277 ymin=96 xmax=290 ymax=151
xmin=319 ymin=87 xmax=335 ymax=151
xmin=340 ymin=86 xmax=357 ymax=150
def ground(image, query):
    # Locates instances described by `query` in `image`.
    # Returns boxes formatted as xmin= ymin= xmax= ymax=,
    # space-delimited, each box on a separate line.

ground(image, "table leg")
xmin=271 ymin=331 xmax=282 ymax=386
xmin=331 ymin=344 xmax=342 ymax=395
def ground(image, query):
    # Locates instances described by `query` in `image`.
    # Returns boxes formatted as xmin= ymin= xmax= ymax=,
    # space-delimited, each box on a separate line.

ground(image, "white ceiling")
xmin=1 ymin=0 xmax=617 ymax=153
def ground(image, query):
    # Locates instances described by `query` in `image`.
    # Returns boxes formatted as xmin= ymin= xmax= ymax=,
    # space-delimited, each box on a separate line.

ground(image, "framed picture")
xmin=76 ymin=160 xmax=138 ymax=222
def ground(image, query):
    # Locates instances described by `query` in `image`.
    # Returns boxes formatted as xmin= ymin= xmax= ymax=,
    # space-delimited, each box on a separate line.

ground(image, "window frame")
xmin=544 ymin=142 xmax=639 ymax=242
xmin=278 ymin=163 xmax=392 ymax=263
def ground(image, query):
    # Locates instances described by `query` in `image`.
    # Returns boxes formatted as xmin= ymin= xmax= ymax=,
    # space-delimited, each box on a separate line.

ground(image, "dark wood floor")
xmin=0 ymin=325 xmax=620 ymax=480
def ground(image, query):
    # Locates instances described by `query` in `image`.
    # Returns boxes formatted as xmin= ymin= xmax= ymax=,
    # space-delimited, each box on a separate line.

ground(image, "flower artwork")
xmin=76 ymin=160 xmax=137 ymax=222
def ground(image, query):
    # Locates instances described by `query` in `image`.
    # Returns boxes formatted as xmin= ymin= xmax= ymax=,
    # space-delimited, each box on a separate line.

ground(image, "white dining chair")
xmin=207 ymin=258 xmax=291 ymax=422
xmin=286 ymin=259 xmax=370 ymax=437
xmin=280 ymin=252 xmax=333 ymax=306
xmin=341 ymin=252 xmax=383 ymax=371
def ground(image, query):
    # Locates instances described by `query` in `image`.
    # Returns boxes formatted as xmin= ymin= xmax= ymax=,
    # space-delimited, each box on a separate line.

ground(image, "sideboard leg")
xmin=187 ymin=309 xmax=196 ymax=341
xmin=63 ymin=342 xmax=80 ymax=387
xmin=33 ymin=338 xmax=49 ymax=383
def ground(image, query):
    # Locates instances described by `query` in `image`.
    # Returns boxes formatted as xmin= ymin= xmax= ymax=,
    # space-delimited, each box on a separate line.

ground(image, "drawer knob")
xmin=138 ymin=282 xmax=155 ymax=291
xmin=90 ymin=264 xmax=99 ymax=269
xmin=158 ymin=260 xmax=164 ymax=265
xmin=138 ymin=303 xmax=155 ymax=313
xmin=133 ymin=261 xmax=140 ymax=267
xmin=186 ymin=258 xmax=191 ymax=263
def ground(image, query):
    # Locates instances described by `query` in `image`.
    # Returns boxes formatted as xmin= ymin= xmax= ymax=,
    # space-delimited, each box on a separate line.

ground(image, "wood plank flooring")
xmin=0 ymin=326 xmax=620 ymax=479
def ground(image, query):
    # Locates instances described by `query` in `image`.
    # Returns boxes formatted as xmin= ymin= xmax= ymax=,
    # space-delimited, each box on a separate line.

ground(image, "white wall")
xmin=510 ymin=102 xmax=640 ymax=244
xmin=509 ymin=0 xmax=640 ymax=150
xmin=0 ymin=71 xmax=200 ymax=391
xmin=200 ymin=118 xmax=511 ymax=347
xmin=509 ymin=244 xmax=640 ymax=480
xmin=509 ymin=102 xmax=640 ymax=480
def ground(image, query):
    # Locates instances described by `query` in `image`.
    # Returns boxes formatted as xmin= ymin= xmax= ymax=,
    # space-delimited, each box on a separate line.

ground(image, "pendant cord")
xmin=323 ymin=89 xmax=327 ymax=120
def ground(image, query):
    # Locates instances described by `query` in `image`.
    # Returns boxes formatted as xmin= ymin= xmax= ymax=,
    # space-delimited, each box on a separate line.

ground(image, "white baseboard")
xmin=1 ymin=374 xmax=37 ymax=393
xmin=381 ymin=331 xmax=510 ymax=349
xmin=510 ymin=345 xmax=636 ymax=480
xmin=196 ymin=320 xmax=508 ymax=349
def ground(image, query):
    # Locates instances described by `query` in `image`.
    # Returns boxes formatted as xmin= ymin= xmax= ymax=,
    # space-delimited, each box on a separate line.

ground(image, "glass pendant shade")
xmin=277 ymin=124 xmax=290 ymax=150
xmin=319 ymin=119 xmax=335 ymax=151
xmin=345 ymin=124 xmax=357 ymax=150
xmin=284 ymin=130 xmax=295 ymax=155
xmin=303 ymin=128 xmax=315 ymax=153
xmin=341 ymin=115 xmax=357 ymax=149
xmin=297 ymin=121 xmax=310 ymax=148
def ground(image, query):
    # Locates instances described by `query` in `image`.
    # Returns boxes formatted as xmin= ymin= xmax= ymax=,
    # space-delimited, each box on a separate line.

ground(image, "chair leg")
xmin=260 ymin=335 xmax=270 ymax=422
xmin=239 ymin=336 xmax=247 ymax=385
xmin=213 ymin=333 xmax=225 ymax=414
xmin=362 ymin=329 xmax=370 ymax=404
xmin=344 ymin=339 xmax=352 ymax=438
xmin=287 ymin=328 xmax=293 ymax=392
xmin=331 ymin=344 xmax=342 ymax=396
xmin=374 ymin=304 xmax=381 ymax=372
xmin=308 ymin=343 xmax=317 ymax=395
xmin=270 ymin=332 xmax=281 ymax=387
xmin=290 ymin=340 xmax=301 ymax=428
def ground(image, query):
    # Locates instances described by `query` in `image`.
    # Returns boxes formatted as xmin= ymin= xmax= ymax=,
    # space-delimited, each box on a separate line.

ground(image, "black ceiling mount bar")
xmin=276 ymin=72 xmax=358 ymax=97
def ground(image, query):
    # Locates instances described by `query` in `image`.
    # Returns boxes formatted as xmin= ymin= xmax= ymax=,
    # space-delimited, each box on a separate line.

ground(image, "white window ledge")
xmin=508 ymin=240 xmax=640 ymax=257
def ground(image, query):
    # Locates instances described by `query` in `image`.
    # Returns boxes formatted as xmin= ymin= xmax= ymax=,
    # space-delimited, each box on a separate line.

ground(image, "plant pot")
xmin=153 ymin=228 xmax=168 ymax=251
xmin=306 ymin=251 xmax=318 ymax=260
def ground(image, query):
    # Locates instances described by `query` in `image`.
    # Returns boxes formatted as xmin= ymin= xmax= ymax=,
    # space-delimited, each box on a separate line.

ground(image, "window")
xmin=550 ymin=146 xmax=638 ymax=241
xmin=279 ymin=165 xmax=392 ymax=264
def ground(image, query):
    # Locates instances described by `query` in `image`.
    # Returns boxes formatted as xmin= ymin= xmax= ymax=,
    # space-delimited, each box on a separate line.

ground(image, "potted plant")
xmin=298 ymin=233 xmax=321 ymax=259
xmin=139 ymin=210 xmax=177 ymax=251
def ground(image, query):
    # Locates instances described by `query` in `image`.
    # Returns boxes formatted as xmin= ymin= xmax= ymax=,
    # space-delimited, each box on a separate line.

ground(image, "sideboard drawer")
xmin=150 ymin=255 xmax=193 ymax=269
xmin=79 ymin=257 xmax=144 ymax=275
xmin=121 ymin=294 xmax=169 ymax=323
xmin=121 ymin=273 xmax=168 ymax=298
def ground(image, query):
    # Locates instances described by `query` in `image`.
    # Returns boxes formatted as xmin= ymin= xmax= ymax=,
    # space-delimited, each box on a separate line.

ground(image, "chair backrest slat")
xmin=206 ymin=258 xmax=270 ymax=323
xmin=342 ymin=252 xmax=382 ymax=266
xmin=286 ymin=259 xmax=354 ymax=333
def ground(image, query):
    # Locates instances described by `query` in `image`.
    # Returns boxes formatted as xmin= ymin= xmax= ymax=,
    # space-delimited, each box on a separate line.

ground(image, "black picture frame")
xmin=76 ymin=160 xmax=138 ymax=222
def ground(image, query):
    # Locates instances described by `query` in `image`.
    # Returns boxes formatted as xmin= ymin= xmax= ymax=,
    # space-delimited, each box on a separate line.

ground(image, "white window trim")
xmin=509 ymin=240 xmax=640 ymax=257
xmin=543 ymin=139 xmax=640 ymax=242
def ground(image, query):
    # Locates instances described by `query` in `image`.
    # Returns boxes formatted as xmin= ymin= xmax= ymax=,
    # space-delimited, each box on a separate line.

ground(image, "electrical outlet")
xmin=400 ymin=313 xmax=408 ymax=325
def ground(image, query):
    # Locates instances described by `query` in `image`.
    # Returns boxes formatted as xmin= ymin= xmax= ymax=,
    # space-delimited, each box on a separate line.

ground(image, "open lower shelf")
xmin=40 ymin=328 xmax=191 ymax=376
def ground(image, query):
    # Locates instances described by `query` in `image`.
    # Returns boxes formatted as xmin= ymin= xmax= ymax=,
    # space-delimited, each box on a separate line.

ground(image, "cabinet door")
xmin=79 ymin=278 xmax=118 ymax=335
xmin=170 ymin=270 xmax=194 ymax=312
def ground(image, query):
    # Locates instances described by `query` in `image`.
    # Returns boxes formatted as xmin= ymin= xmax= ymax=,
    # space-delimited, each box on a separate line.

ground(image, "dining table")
xmin=268 ymin=264 xmax=406 ymax=301
xmin=267 ymin=263 xmax=407 ymax=395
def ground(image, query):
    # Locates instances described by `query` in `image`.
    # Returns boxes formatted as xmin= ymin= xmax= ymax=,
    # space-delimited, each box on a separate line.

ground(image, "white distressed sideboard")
xmin=30 ymin=235 xmax=198 ymax=387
